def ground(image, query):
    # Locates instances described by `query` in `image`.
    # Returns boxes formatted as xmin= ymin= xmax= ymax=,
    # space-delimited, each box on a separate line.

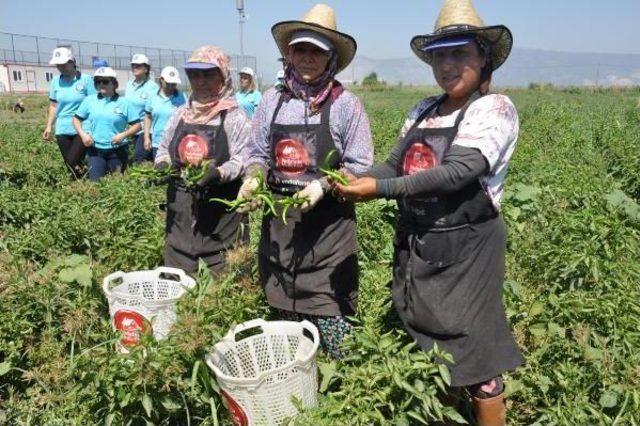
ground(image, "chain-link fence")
xmin=0 ymin=32 xmax=257 ymax=75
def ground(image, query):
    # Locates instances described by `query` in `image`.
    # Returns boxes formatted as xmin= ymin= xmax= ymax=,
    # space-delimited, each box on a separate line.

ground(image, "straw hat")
xmin=411 ymin=0 xmax=513 ymax=70
xmin=271 ymin=4 xmax=357 ymax=73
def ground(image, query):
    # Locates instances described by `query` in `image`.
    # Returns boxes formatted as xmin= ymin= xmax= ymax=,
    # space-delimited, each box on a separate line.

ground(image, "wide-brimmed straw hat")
xmin=411 ymin=0 xmax=513 ymax=70
xmin=271 ymin=4 xmax=357 ymax=73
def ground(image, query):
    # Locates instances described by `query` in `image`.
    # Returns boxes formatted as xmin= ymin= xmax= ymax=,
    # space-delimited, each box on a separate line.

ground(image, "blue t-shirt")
xmin=144 ymin=90 xmax=187 ymax=148
xmin=235 ymin=90 xmax=262 ymax=119
xmin=125 ymin=78 xmax=160 ymax=135
xmin=49 ymin=72 xmax=96 ymax=136
xmin=75 ymin=94 xmax=140 ymax=150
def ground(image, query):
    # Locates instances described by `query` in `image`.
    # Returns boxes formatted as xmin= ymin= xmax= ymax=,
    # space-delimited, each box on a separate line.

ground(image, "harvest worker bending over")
xmin=238 ymin=4 xmax=373 ymax=359
xmin=72 ymin=67 xmax=141 ymax=181
xmin=334 ymin=0 xmax=523 ymax=424
xmin=154 ymin=46 xmax=251 ymax=274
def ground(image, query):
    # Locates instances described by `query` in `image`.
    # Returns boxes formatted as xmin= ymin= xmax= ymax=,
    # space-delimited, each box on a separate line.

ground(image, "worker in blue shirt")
xmin=235 ymin=66 xmax=261 ymax=119
xmin=143 ymin=66 xmax=187 ymax=161
xmin=43 ymin=47 xmax=96 ymax=178
xmin=125 ymin=54 xmax=160 ymax=163
xmin=72 ymin=67 xmax=141 ymax=181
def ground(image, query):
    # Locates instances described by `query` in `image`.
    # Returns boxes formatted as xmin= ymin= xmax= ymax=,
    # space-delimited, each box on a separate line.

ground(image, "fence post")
xmin=11 ymin=33 xmax=16 ymax=62
xmin=35 ymin=36 xmax=41 ymax=65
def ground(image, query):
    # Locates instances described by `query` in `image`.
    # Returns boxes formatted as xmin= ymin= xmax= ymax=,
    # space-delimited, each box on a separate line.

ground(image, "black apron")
xmin=259 ymin=95 xmax=358 ymax=317
xmin=164 ymin=113 xmax=246 ymax=274
xmin=392 ymin=96 xmax=523 ymax=387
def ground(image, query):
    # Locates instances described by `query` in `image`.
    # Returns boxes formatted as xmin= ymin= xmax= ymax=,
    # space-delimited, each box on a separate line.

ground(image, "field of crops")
xmin=0 ymin=86 xmax=639 ymax=425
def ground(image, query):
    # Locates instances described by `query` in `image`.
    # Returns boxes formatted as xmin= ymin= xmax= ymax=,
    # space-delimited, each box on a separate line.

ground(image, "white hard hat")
xmin=49 ymin=47 xmax=75 ymax=65
xmin=239 ymin=67 xmax=255 ymax=77
xmin=130 ymin=53 xmax=150 ymax=65
xmin=94 ymin=67 xmax=118 ymax=78
xmin=160 ymin=66 xmax=181 ymax=84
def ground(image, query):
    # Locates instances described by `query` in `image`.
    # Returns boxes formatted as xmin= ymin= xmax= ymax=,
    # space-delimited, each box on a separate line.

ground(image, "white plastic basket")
xmin=102 ymin=267 xmax=196 ymax=345
xmin=206 ymin=319 xmax=320 ymax=426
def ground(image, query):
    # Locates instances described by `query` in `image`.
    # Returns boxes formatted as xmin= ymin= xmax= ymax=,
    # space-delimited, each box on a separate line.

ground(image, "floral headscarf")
xmin=182 ymin=46 xmax=238 ymax=124
xmin=283 ymin=46 xmax=343 ymax=115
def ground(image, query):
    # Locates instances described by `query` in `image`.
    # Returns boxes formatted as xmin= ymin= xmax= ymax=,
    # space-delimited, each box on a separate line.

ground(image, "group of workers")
xmin=41 ymin=1 xmax=522 ymax=424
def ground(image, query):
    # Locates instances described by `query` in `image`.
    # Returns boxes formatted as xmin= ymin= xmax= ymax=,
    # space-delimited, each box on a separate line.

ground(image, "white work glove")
xmin=236 ymin=176 xmax=261 ymax=213
xmin=294 ymin=180 xmax=324 ymax=213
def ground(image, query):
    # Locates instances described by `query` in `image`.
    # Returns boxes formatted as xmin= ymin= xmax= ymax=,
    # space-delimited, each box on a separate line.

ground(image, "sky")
xmin=2 ymin=0 xmax=640 ymax=80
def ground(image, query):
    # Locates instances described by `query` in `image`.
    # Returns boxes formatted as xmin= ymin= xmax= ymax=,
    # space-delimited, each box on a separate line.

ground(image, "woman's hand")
xmin=111 ymin=132 xmax=126 ymax=145
xmin=236 ymin=176 xmax=262 ymax=213
xmin=144 ymin=136 xmax=152 ymax=151
xmin=334 ymin=177 xmax=378 ymax=203
xmin=42 ymin=126 xmax=52 ymax=141
xmin=80 ymin=133 xmax=94 ymax=147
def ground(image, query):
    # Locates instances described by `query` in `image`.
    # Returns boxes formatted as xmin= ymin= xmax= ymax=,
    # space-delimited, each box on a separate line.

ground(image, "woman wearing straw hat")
xmin=44 ymin=47 xmax=96 ymax=178
xmin=335 ymin=0 xmax=522 ymax=423
xmin=127 ymin=53 xmax=160 ymax=164
xmin=237 ymin=4 xmax=373 ymax=358
xmin=154 ymin=46 xmax=251 ymax=274
xmin=235 ymin=67 xmax=261 ymax=119
xmin=143 ymin=66 xmax=187 ymax=161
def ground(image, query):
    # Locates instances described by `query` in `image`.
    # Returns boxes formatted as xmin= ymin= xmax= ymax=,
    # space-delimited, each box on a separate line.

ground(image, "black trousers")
xmin=56 ymin=134 xmax=86 ymax=179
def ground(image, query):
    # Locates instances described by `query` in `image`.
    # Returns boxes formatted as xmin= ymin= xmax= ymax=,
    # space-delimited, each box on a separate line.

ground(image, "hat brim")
xmin=271 ymin=21 xmax=357 ymax=73
xmin=184 ymin=62 xmax=220 ymax=70
xmin=411 ymin=25 xmax=513 ymax=71
xmin=49 ymin=58 xmax=73 ymax=65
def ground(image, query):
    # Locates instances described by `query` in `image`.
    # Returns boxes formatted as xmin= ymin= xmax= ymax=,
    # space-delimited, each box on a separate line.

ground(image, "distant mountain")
xmin=336 ymin=48 xmax=640 ymax=87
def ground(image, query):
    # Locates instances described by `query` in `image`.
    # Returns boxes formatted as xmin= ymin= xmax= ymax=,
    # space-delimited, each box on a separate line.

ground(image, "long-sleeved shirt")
xmin=368 ymin=94 xmax=519 ymax=210
xmin=247 ymin=87 xmax=374 ymax=176
xmin=154 ymin=105 xmax=251 ymax=183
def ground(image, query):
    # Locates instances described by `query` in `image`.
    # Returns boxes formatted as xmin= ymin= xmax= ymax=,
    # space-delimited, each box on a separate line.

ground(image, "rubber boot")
xmin=471 ymin=393 xmax=506 ymax=426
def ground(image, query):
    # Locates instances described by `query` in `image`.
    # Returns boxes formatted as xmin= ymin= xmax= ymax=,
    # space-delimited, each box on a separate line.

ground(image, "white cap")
xmin=288 ymin=30 xmax=333 ymax=51
xmin=49 ymin=47 xmax=75 ymax=65
xmin=239 ymin=67 xmax=255 ymax=77
xmin=130 ymin=53 xmax=150 ymax=65
xmin=276 ymin=70 xmax=285 ymax=79
xmin=160 ymin=66 xmax=181 ymax=84
xmin=94 ymin=67 xmax=117 ymax=78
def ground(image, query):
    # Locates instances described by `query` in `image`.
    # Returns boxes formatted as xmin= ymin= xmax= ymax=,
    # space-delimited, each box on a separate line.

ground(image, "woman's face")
xmin=432 ymin=42 xmax=486 ymax=100
xmin=187 ymin=68 xmax=223 ymax=101
xmin=161 ymin=79 xmax=177 ymax=94
xmin=131 ymin=63 xmax=147 ymax=79
xmin=56 ymin=61 xmax=75 ymax=76
xmin=95 ymin=78 xmax=115 ymax=96
xmin=289 ymin=42 xmax=330 ymax=82
xmin=239 ymin=73 xmax=252 ymax=91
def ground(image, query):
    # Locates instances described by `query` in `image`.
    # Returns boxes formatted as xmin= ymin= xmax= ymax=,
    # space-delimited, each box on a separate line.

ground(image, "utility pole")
xmin=236 ymin=0 xmax=246 ymax=69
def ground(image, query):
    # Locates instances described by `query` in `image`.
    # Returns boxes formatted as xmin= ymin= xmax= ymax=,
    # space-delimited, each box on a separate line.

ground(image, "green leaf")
xmin=74 ymin=264 xmax=92 ymax=288
xmin=504 ymin=380 xmax=524 ymax=397
xmin=319 ymin=361 xmax=337 ymax=393
xmin=584 ymin=346 xmax=603 ymax=361
xmin=65 ymin=254 xmax=88 ymax=266
xmin=529 ymin=323 xmax=547 ymax=337
xmin=58 ymin=267 xmax=76 ymax=283
xmin=0 ymin=361 xmax=11 ymax=376
xmin=160 ymin=397 xmax=181 ymax=411
xmin=142 ymin=393 xmax=153 ymax=418
xmin=599 ymin=390 xmax=618 ymax=408
xmin=438 ymin=364 xmax=451 ymax=386
xmin=528 ymin=302 xmax=545 ymax=318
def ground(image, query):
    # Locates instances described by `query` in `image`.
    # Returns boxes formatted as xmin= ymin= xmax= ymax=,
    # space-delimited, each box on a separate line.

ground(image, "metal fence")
xmin=0 ymin=31 xmax=257 ymax=74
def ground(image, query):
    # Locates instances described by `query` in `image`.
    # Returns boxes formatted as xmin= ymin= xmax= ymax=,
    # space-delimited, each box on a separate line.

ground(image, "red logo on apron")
xmin=275 ymin=139 xmax=309 ymax=176
xmin=178 ymin=134 xmax=209 ymax=165
xmin=403 ymin=142 xmax=437 ymax=175
xmin=113 ymin=310 xmax=152 ymax=347
xmin=221 ymin=390 xmax=249 ymax=426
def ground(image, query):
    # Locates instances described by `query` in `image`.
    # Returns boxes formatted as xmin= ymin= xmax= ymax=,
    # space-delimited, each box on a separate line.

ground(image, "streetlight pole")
xmin=236 ymin=0 xmax=246 ymax=69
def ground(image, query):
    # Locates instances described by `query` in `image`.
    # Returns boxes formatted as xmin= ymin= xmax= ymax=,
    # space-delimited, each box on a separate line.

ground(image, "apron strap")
xmin=270 ymin=94 xmax=286 ymax=127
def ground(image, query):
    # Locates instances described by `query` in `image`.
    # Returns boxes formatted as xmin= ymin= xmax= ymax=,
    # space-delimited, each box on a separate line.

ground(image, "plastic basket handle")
xmin=223 ymin=318 xmax=269 ymax=342
xmin=298 ymin=320 xmax=321 ymax=363
xmin=102 ymin=271 xmax=125 ymax=297
xmin=155 ymin=267 xmax=196 ymax=289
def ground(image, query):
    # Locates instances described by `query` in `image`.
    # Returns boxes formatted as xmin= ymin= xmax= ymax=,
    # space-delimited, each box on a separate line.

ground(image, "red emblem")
xmin=178 ymin=134 xmax=209 ymax=165
xmin=275 ymin=139 xmax=309 ymax=176
xmin=221 ymin=390 xmax=249 ymax=426
xmin=113 ymin=310 xmax=152 ymax=347
xmin=403 ymin=142 xmax=437 ymax=175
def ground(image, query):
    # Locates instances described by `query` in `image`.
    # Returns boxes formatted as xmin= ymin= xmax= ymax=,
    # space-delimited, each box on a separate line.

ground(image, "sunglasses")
xmin=95 ymin=79 xmax=112 ymax=85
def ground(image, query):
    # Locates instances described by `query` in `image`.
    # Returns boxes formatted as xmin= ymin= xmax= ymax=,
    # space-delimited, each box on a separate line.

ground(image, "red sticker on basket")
xmin=113 ymin=310 xmax=152 ymax=346
xmin=222 ymin=390 xmax=249 ymax=426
